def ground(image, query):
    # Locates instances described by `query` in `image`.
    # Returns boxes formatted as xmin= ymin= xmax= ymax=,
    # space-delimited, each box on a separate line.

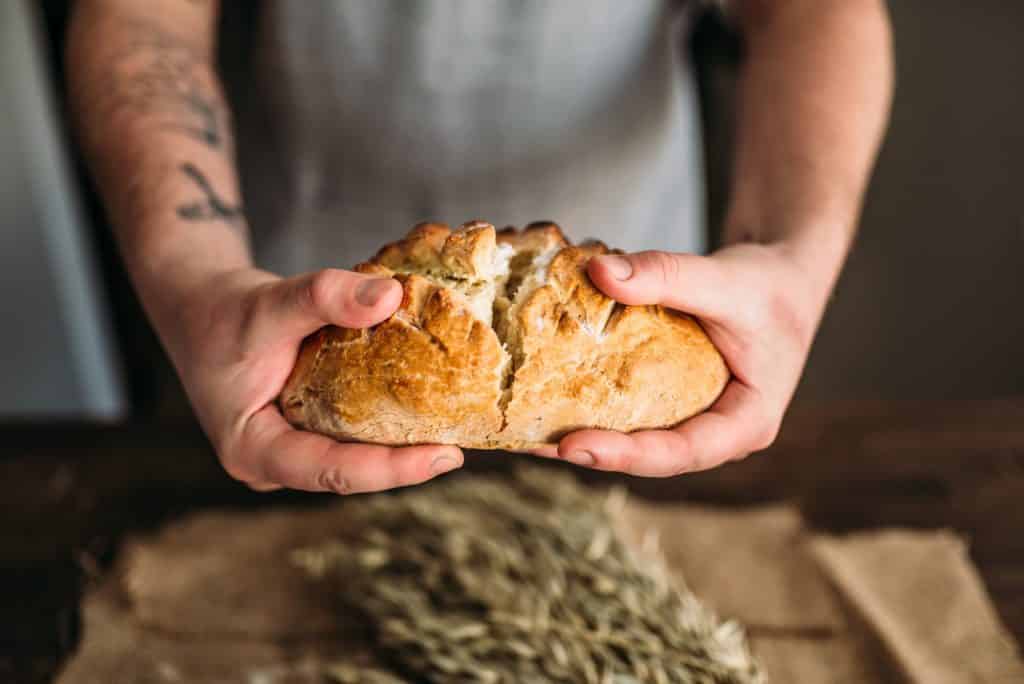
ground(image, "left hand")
xmin=534 ymin=241 xmax=825 ymax=476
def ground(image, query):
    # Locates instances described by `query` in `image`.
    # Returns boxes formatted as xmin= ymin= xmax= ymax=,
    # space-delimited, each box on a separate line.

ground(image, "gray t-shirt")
xmin=237 ymin=0 xmax=705 ymax=276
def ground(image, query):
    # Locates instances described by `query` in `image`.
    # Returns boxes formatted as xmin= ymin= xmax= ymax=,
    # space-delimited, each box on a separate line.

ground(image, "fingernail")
xmin=430 ymin=453 xmax=462 ymax=476
xmin=600 ymin=256 xmax=633 ymax=281
xmin=564 ymin=450 xmax=595 ymax=467
xmin=356 ymin=278 xmax=396 ymax=307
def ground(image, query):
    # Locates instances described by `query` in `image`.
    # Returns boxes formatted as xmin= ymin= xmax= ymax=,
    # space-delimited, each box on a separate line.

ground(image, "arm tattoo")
xmin=171 ymin=88 xmax=222 ymax=147
xmin=177 ymin=163 xmax=243 ymax=223
xmin=96 ymin=19 xmax=227 ymax=150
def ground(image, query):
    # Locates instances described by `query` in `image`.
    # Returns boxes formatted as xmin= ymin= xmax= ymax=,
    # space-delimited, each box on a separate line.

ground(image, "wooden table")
xmin=2 ymin=399 xmax=1022 ymax=682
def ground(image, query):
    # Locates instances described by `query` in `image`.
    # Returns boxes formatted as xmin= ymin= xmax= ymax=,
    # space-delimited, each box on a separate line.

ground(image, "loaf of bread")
xmin=280 ymin=221 xmax=729 ymax=450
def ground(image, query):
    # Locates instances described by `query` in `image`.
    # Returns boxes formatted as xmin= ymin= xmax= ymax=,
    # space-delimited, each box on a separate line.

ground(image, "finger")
xmin=232 ymin=406 xmax=463 ymax=493
xmin=259 ymin=268 xmax=403 ymax=341
xmin=587 ymin=251 xmax=731 ymax=320
xmin=557 ymin=382 xmax=771 ymax=476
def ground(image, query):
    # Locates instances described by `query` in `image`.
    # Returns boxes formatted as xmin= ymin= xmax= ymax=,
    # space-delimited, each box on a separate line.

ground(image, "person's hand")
xmin=535 ymin=242 xmax=823 ymax=476
xmin=170 ymin=267 xmax=464 ymax=493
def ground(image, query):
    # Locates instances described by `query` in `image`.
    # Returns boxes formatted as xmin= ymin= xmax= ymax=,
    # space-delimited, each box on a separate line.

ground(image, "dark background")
xmin=698 ymin=0 xmax=1024 ymax=401
xmin=3 ymin=1 xmax=1023 ymax=682
xmin=804 ymin=1 xmax=1024 ymax=398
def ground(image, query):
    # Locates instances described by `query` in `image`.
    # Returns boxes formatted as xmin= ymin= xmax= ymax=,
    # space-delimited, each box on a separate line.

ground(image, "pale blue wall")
xmin=0 ymin=0 xmax=125 ymax=419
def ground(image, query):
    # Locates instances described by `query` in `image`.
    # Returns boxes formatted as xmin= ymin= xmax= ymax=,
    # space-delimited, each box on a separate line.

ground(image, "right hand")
xmin=168 ymin=267 xmax=465 ymax=493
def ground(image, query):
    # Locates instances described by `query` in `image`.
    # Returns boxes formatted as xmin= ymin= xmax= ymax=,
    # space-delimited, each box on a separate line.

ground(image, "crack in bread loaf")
xmin=280 ymin=221 xmax=729 ymax=450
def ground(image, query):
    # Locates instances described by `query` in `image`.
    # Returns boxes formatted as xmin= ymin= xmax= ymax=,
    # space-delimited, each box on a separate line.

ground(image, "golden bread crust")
xmin=280 ymin=221 xmax=729 ymax=449
xmin=496 ymin=221 xmax=569 ymax=254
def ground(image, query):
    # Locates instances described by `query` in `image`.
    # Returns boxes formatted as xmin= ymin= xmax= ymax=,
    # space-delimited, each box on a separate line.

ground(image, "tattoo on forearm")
xmin=94 ymin=19 xmax=227 ymax=151
xmin=177 ymin=163 xmax=243 ymax=223
xmin=166 ymin=87 xmax=222 ymax=147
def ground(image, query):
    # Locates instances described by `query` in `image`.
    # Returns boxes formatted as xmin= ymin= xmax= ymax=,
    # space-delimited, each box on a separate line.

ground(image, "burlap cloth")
xmin=56 ymin=491 xmax=1023 ymax=683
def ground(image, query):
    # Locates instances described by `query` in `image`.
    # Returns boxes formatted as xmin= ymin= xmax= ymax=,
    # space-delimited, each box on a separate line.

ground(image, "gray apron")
xmin=237 ymin=0 xmax=705 ymax=276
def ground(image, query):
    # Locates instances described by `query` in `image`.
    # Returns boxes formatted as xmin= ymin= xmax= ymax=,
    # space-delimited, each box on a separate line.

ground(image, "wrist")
xmin=120 ymin=224 xmax=259 ymax=362
xmin=123 ymin=216 xmax=252 ymax=302
xmin=157 ymin=267 xmax=282 ymax=380
xmin=777 ymin=230 xmax=847 ymax=292
xmin=724 ymin=216 xmax=852 ymax=307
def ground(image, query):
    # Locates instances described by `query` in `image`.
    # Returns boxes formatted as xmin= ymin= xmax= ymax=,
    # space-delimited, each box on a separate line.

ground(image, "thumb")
xmin=587 ymin=251 xmax=730 ymax=320
xmin=259 ymin=268 xmax=402 ymax=340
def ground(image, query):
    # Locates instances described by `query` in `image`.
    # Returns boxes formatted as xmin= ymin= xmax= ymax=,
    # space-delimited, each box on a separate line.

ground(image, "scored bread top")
xmin=280 ymin=220 xmax=729 ymax=450
xmin=374 ymin=220 xmax=502 ymax=280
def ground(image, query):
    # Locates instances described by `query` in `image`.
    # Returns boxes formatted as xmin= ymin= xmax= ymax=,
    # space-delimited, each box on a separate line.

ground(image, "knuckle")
xmin=607 ymin=448 xmax=635 ymax=474
xmin=649 ymin=251 xmax=681 ymax=286
xmin=651 ymin=429 xmax=684 ymax=460
xmin=216 ymin=428 xmax=255 ymax=483
xmin=217 ymin=413 xmax=269 ymax=485
xmin=750 ymin=419 xmax=781 ymax=451
xmin=219 ymin=451 xmax=251 ymax=484
xmin=317 ymin=468 xmax=351 ymax=495
xmin=307 ymin=270 xmax=341 ymax=316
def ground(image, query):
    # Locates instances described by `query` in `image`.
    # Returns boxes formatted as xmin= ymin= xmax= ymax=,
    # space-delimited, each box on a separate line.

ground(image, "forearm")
xmin=723 ymin=0 xmax=893 ymax=299
xmin=66 ymin=1 xmax=251 ymax=357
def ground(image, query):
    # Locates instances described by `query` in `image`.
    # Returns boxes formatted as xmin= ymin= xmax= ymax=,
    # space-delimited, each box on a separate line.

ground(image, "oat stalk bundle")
xmin=295 ymin=468 xmax=764 ymax=684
